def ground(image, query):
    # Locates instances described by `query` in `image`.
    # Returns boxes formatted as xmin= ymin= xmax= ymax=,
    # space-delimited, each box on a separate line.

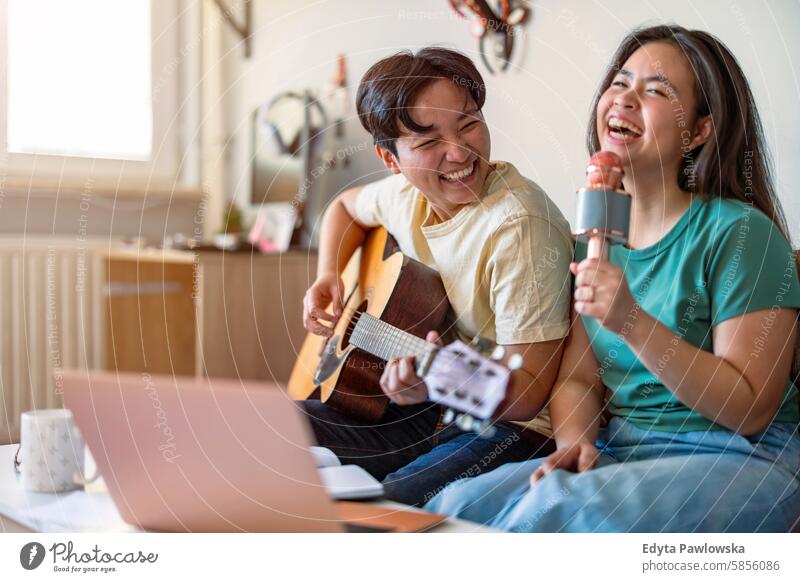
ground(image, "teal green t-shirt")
xmin=578 ymin=196 xmax=800 ymax=432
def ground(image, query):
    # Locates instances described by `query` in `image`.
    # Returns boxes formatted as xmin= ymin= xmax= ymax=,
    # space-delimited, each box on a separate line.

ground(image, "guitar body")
xmin=288 ymin=228 xmax=449 ymax=422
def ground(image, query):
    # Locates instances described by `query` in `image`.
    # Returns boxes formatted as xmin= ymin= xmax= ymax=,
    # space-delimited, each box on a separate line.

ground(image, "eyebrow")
xmin=618 ymin=68 xmax=677 ymax=92
xmin=407 ymin=107 xmax=481 ymax=140
xmin=457 ymin=107 xmax=481 ymax=122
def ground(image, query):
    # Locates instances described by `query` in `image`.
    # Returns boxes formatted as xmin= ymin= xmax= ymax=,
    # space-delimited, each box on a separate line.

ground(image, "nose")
xmin=444 ymin=135 xmax=470 ymax=164
xmin=613 ymin=86 xmax=638 ymax=110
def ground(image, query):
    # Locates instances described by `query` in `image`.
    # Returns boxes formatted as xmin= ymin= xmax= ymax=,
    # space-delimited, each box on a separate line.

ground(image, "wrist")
xmin=554 ymin=434 xmax=596 ymax=451
xmin=623 ymin=309 xmax=657 ymax=349
xmin=315 ymin=266 xmax=338 ymax=281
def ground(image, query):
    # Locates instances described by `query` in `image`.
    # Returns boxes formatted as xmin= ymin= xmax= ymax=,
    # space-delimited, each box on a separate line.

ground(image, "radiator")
xmin=0 ymin=237 xmax=108 ymax=444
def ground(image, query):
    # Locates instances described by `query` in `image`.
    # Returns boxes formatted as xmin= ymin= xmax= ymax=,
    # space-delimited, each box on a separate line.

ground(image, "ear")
xmin=689 ymin=114 xmax=712 ymax=150
xmin=375 ymin=145 xmax=402 ymax=175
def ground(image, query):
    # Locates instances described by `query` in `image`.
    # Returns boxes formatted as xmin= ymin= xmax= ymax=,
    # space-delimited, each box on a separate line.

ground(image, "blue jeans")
xmin=424 ymin=417 xmax=800 ymax=532
xmin=301 ymin=400 xmax=554 ymax=506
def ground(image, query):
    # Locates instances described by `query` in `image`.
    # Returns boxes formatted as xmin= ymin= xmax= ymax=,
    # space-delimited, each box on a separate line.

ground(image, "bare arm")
xmin=380 ymin=335 xmax=566 ymax=420
xmin=316 ymin=185 xmax=368 ymax=277
xmin=574 ymin=257 xmax=799 ymax=435
xmin=623 ymin=307 xmax=798 ymax=435
xmin=303 ymin=185 xmax=369 ymax=336
xmin=530 ymin=311 xmax=605 ymax=484
xmin=548 ymin=314 xmax=605 ymax=448
xmin=493 ymin=338 xmax=565 ymax=421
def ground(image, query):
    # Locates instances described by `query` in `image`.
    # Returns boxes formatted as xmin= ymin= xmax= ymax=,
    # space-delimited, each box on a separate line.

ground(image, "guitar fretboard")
xmin=349 ymin=312 xmax=431 ymax=362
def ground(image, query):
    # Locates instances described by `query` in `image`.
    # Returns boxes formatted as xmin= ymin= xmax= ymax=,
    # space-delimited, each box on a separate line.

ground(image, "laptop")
xmin=61 ymin=370 xmax=445 ymax=533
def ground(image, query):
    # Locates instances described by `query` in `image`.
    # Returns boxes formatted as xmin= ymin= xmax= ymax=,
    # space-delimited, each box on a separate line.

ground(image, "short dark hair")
xmin=356 ymin=47 xmax=486 ymax=157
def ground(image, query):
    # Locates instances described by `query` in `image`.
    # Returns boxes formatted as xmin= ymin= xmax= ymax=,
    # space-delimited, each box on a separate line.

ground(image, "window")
xmin=0 ymin=0 xmax=183 ymax=188
xmin=8 ymin=0 xmax=152 ymax=160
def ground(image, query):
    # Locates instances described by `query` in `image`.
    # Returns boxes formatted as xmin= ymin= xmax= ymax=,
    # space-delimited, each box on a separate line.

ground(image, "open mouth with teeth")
xmin=607 ymin=117 xmax=644 ymax=142
xmin=440 ymin=160 xmax=477 ymax=184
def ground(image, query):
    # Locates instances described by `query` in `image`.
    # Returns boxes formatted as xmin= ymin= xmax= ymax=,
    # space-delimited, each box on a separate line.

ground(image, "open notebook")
xmin=312 ymin=447 xmax=386 ymax=500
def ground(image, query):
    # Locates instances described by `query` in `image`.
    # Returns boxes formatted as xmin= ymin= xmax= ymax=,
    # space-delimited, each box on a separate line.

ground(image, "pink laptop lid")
xmin=61 ymin=370 xmax=341 ymax=532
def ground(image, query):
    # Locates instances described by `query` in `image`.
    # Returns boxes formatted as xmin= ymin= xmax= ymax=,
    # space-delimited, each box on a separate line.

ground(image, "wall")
xmin=0 ymin=191 xmax=201 ymax=241
xmin=221 ymin=0 xmax=800 ymax=243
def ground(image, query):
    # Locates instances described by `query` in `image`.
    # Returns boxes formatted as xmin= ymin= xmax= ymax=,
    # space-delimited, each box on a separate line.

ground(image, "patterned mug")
xmin=13 ymin=409 xmax=98 ymax=493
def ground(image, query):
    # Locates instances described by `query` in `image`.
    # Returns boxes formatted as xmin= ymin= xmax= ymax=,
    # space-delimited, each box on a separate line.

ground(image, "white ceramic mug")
xmin=14 ymin=409 xmax=97 ymax=493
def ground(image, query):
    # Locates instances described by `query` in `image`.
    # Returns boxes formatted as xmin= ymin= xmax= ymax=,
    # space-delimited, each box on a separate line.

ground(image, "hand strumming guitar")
xmin=302 ymin=271 xmax=345 ymax=338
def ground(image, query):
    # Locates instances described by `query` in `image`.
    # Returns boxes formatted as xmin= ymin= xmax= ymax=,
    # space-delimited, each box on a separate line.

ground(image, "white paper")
xmin=309 ymin=446 xmax=341 ymax=468
xmin=318 ymin=465 xmax=384 ymax=500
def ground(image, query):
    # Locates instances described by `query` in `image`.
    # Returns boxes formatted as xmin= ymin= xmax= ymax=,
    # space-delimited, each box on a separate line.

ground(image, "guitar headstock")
xmin=421 ymin=340 xmax=510 ymax=422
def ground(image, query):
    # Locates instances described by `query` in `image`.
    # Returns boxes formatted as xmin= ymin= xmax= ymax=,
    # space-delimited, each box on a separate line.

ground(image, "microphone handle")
xmin=587 ymin=235 xmax=609 ymax=260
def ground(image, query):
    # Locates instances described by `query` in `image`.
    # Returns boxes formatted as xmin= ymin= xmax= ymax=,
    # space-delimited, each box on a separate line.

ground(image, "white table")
xmin=0 ymin=445 xmax=493 ymax=533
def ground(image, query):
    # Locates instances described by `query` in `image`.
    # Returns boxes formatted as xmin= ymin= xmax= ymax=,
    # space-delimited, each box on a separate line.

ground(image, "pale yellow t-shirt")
xmin=354 ymin=161 xmax=573 ymax=436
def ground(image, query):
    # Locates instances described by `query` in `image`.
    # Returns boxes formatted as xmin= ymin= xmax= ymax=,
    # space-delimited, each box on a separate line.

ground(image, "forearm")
xmin=549 ymin=379 xmax=604 ymax=449
xmin=492 ymin=339 xmax=564 ymax=422
xmin=625 ymin=311 xmax=765 ymax=433
xmin=317 ymin=196 xmax=367 ymax=276
xmin=494 ymin=368 xmax=550 ymax=421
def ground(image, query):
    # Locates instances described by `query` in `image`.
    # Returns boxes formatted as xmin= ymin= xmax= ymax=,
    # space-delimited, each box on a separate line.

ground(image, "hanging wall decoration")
xmin=447 ymin=0 xmax=530 ymax=74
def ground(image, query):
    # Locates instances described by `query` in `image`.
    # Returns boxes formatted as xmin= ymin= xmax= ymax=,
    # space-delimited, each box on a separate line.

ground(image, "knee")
xmin=382 ymin=467 xmax=460 ymax=507
xmin=499 ymin=473 xmax=577 ymax=532
xmin=420 ymin=478 xmax=475 ymax=514
xmin=382 ymin=475 xmax=428 ymax=507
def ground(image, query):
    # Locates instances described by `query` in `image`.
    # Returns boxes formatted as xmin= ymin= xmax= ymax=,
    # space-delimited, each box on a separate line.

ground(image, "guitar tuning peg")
xmin=507 ymin=353 xmax=524 ymax=370
xmin=476 ymin=420 xmax=497 ymax=438
xmin=469 ymin=335 xmax=494 ymax=354
xmin=491 ymin=346 xmax=505 ymax=361
xmin=443 ymin=408 xmax=455 ymax=424
xmin=456 ymin=414 xmax=474 ymax=432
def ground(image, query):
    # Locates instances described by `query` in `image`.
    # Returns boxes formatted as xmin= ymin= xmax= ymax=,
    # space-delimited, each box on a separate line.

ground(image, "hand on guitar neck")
xmin=379 ymin=331 xmax=442 ymax=406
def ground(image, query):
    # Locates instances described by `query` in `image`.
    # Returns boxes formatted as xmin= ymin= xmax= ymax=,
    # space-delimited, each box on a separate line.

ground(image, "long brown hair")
xmin=587 ymin=24 xmax=791 ymax=243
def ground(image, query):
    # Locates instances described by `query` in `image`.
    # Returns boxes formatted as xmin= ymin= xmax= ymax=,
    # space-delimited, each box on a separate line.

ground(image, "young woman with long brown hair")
xmin=424 ymin=24 xmax=800 ymax=532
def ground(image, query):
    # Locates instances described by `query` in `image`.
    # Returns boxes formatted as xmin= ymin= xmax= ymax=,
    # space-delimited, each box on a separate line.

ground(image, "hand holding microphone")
xmin=571 ymin=152 xmax=638 ymax=333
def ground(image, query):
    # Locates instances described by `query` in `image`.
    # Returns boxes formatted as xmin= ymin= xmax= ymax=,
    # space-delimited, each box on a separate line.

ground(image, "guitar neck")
xmin=349 ymin=312 xmax=431 ymax=362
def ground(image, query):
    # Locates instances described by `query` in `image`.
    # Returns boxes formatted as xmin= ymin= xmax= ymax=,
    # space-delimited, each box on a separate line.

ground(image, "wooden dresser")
xmin=104 ymin=248 xmax=316 ymax=383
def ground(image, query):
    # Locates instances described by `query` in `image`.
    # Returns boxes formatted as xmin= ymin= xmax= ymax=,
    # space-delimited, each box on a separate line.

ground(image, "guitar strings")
xmin=327 ymin=306 xmax=435 ymax=358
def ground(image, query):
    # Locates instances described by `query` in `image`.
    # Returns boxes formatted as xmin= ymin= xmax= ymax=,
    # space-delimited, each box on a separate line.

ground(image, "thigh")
xmin=423 ymin=457 xmax=549 ymax=523
xmin=300 ymin=400 xmax=441 ymax=479
xmin=384 ymin=425 xmax=555 ymax=507
xmin=493 ymin=452 xmax=800 ymax=532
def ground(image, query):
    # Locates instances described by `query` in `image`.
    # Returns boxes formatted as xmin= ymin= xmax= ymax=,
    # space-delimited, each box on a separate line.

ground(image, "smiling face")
xmin=376 ymin=79 xmax=492 ymax=220
xmin=596 ymin=41 xmax=710 ymax=188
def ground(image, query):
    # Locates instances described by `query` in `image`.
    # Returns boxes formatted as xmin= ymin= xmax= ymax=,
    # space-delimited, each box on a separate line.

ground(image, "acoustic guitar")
xmin=289 ymin=228 xmax=513 ymax=431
